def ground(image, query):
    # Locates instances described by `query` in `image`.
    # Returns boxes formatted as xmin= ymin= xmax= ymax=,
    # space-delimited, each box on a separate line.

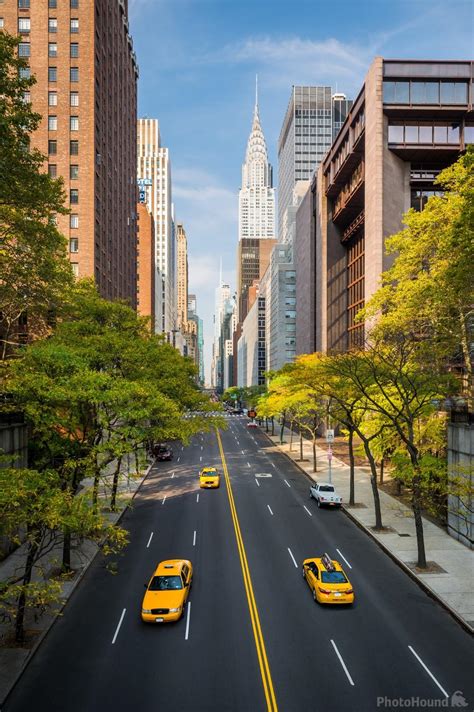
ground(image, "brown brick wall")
xmin=136 ymin=202 xmax=155 ymax=325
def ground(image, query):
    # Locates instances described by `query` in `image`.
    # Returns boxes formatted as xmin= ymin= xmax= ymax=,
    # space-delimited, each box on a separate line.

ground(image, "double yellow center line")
xmin=216 ymin=429 xmax=278 ymax=712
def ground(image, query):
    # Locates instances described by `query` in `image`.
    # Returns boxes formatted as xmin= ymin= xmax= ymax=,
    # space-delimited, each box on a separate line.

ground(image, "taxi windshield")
xmin=202 ymin=471 xmax=216 ymax=476
xmin=149 ymin=575 xmax=183 ymax=591
xmin=321 ymin=571 xmax=347 ymax=584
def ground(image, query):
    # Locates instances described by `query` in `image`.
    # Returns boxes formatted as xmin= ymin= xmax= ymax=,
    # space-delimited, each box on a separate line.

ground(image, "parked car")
xmin=152 ymin=443 xmax=173 ymax=461
xmin=309 ymin=482 xmax=342 ymax=508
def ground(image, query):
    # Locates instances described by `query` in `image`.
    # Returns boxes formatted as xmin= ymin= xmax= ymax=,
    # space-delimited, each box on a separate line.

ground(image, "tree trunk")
xmin=62 ymin=530 xmax=71 ymax=573
xmin=16 ymin=533 xmax=39 ymax=643
xmin=299 ymin=432 xmax=303 ymax=461
xmin=348 ymin=427 xmax=355 ymax=506
xmin=412 ymin=472 xmax=427 ymax=568
xmin=312 ymin=436 xmax=317 ymax=473
xmin=271 ymin=417 xmax=275 ymax=436
xmin=379 ymin=458 xmax=384 ymax=484
xmin=265 ymin=418 xmax=269 ymax=432
xmin=110 ymin=456 xmax=123 ymax=512
xmin=92 ymin=460 xmax=101 ymax=512
xmin=362 ymin=439 xmax=383 ymax=529
xmin=289 ymin=424 xmax=294 ymax=451
xmin=279 ymin=414 xmax=285 ymax=444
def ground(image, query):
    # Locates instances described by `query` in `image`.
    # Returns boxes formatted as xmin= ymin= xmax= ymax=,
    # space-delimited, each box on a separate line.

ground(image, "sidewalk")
xmin=0 ymin=456 xmax=153 ymax=705
xmin=260 ymin=424 xmax=474 ymax=633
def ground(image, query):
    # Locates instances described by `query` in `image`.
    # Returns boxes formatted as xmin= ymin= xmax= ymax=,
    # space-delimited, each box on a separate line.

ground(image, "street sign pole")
xmin=328 ymin=447 xmax=332 ymax=483
xmin=326 ymin=429 xmax=334 ymax=484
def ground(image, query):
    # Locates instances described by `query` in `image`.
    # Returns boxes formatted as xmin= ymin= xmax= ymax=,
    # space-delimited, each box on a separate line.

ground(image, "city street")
xmin=4 ymin=417 xmax=474 ymax=712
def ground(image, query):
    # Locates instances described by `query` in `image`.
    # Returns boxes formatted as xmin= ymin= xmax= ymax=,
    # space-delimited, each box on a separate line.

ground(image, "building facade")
xmin=266 ymin=244 xmax=296 ymax=372
xmin=136 ymin=203 xmax=155 ymax=325
xmin=237 ymin=292 xmax=266 ymax=388
xmin=238 ymin=85 xmax=275 ymax=243
xmin=237 ymin=237 xmax=276 ymax=323
xmin=278 ymin=86 xmax=352 ymax=240
xmin=137 ymin=118 xmax=173 ymax=333
xmin=3 ymin=0 xmax=139 ymax=304
xmin=312 ymin=58 xmax=474 ymax=352
xmin=175 ymin=223 xmax=188 ymax=330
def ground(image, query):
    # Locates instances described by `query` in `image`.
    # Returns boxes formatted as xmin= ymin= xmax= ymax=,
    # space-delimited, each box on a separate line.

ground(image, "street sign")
xmin=137 ymin=178 xmax=152 ymax=187
xmin=248 ymin=409 xmax=256 ymax=418
xmin=139 ymin=189 xmax=146 ymax=203
xmin=326 ymin=429 xmax=335 ymax=443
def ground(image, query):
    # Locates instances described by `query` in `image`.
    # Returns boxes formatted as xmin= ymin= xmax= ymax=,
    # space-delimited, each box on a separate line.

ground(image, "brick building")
xmin=136 ymin=202 xmax=155 ymax=325
xmin=2 ymin=0 xmax=139 ymax=305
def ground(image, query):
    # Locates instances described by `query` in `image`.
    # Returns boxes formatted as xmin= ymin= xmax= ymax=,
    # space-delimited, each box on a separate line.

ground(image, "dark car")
xmin=232 ymin=408 xmax=243 ymax=415
xmin=152 ymin=444 xmax=173 ymax=461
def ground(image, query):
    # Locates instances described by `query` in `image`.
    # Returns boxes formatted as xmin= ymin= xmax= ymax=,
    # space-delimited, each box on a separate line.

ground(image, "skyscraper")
xmin=3 ymin=0 xmax=139 ymax=304
xmin=238 ymin=79 xmax=275 ymax=242
xmin=137 ymin=119 xmax=173 ymax=334
xmin=136 ymin=203 xmax=155 ymax=326
xmin=278 ymin=86 xmax=352 ymax=239
xmin=176 ymin=223 xmax=188 ymax=329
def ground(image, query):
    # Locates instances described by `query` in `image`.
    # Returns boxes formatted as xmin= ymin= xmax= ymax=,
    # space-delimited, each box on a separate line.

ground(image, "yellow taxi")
xmin=141 ymin=559 xmax=193 ymax=623
xmin=199 ymin=466 xmax=220 ymax=488
xmin=302 ymin=553 xmax=354 ymax=605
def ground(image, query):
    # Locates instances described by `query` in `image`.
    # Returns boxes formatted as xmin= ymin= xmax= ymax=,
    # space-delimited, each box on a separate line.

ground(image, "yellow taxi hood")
xmin=142 ymin=589 xmax=184 ymax=610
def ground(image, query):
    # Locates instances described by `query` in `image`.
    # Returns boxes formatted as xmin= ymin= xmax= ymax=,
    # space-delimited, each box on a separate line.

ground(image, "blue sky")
xmin=128 ymin=0 xmax=473 ymax=383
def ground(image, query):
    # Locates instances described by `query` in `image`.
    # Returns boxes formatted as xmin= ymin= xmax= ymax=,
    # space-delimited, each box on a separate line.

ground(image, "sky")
xmin=128 ymin=0 xmax=473 ymax=384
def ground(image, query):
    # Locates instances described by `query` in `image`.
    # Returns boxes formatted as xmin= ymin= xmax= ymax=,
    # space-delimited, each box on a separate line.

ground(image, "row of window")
xmin=19 ymin=42 xmax=79 ymax=58
xmin=388 ymin=122 xmax=474 ymax=145
xmin=49 ymin=91 xmax=79 ymax=106
xmin=383 ymin=80 xmax=469 ymax=106
xmin=48 ymin=164 xmax=79 ymax=180
xmin=47 ymin=115 xmax=80 ymax=131
xmin=48 ymin=139 xmax=79 ymax=154
xmin=18 ymin=0 xmax=79 ymax=8
xmin=18 ymin=18 xmax=79 ymax=32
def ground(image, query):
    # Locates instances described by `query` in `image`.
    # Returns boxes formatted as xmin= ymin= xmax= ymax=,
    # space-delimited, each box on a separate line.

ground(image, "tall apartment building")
xmin=175 ymin=223 xmax=188 ymax=329
xmin=137 ymin=118 xmax=173 ymax=334
xmin=278 ymin=86 xmax=352 ymax=240
xmin=266 ymin=244 xmax=296 ymax=372
xmin=309 ymin=58 xmax=474 ymax=352
xmin=237 ymin=237 xmax=276 ymax=322
xmin=211 ymin=281 xmax=231 ymax=389
xmin=237 ymin=290 xmax=266 ymax=388
xmin=2 ymin=0 xmax=139 ymax=304
xmin=136 ymin=202 xmax=155 ymax=326
xmin=188 ymin=294 xmax=204 ymax=385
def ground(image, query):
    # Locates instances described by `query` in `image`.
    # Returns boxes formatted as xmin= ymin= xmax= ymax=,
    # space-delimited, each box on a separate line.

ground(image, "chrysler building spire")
xmin=238 ymin=80 xmax=275 ymax=241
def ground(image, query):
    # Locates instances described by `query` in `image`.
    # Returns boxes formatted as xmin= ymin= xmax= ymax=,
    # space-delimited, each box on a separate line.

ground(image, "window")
xmin=69 ymin=238 xmax=79 ymax=253
xmin=70 ymin=164 xmax=79 ymax=179
xmin=70 ymin=67 xmax=79 ymax=82
xmin=410 ymin=82 xmax=439 ymax=105
xmin=70 ymin=0 xmax=79 ymax=7
xmin=48 ymin=91 xmax=57 ymax=106
xmin=18 ymin=17 xmax=30 ymax=33
xmin=48 ymin=0 xmax=57 ymax=7
xmin=388 ymin=124 xmax=404 ymax=143
xmin=18 ymin=0 xmax=30 ymax=7
xmin=419 ymin=125 xmax=433 ymax=143
xmin=71 ymin=262 xmax=79 ymax=277
xmin=70 ymin=91 xmax=79 ymax=106
xmin=440 ymin=82 xmax=467 ymax=105
xmin=19 ymin=66 xmax=30 ymax=79
xmin=48 ymin=164 xmax=57 ymax=178
xmin=447 ymin=124 xmax=460 ymax=144
xmin=383 ymin=81 xmax=409 ymax=104
xmin=434 ymin=125 xmax=448 ymax=143
xmin=285 ymin=310 xmax=296 ymax=319
xmin=48 ymin=115 xmax=57 ymax=131
xmin=70 ymin=189 xmax=79 ymax=204
xmin=70 ymin=18 xmax=79 ymax=33
xmin=48 ymin=43 xmax=57 ymax=57
xmin=0 ymin=19 xmax=4 ymax=30
xmin=70 ymin=140 xmax=79 ymax=155
xmin=464 ymin=125 xmax=474 ymax=144
xmin=404 ymin=125 xmax=418 ymax=143
xmin=18 ymin=43 xmax=30 ymax=57
xmin=48 ymin=66 xmax=57 ymax=82
xmin=70 ymin=116 xmax=79 ymax=131
xmin=70 ymin=214 xmax=79 ymax=228
xmin=70 ymin=43 xmax=79 ymax=58
xmin=22 ymin=91 xmax=30 ymax=103
xmin=48 ymin=18 xmax=57 ymax=33
xmin=48 ymin=140 xmax=57 ymax=155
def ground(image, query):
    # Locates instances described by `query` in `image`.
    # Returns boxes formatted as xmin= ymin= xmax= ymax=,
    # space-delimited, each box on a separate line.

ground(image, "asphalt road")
xmin=4 ymin=416 xmax=474 ymax=712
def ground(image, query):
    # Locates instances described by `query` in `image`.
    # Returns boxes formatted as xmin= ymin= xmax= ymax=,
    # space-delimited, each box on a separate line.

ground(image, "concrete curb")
xmin=257 ymin=425 xmax=474 ymax=637
xmin=0 ymin=461 xmax=155 ymax=707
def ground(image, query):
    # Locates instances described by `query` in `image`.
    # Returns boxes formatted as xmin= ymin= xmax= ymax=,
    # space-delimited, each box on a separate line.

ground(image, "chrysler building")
xmin=238 ymin=80 xmax=275 ymax=241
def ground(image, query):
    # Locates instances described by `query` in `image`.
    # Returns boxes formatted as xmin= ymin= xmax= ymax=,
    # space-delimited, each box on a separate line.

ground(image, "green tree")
xmin=362 ymin=147 xmax=474 ymax=405
xmin=0 ymin=31 xmax=73 ymax=358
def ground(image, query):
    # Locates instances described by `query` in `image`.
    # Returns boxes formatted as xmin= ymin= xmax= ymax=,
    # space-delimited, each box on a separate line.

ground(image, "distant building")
xmin=176 ymin=223 xmax=188 ymax=329
xmin=237 ymin=238 xmax=276 ymax=323
xmin=136 ymin=203 xmax=155 ymax=327
xmin=266 ymin=245 xmax=296 ymax=372
xmin=237 ymin=291 xmax=266 ymax=387
xmin=2 ymin=0 xmax=139 ymax=304
xmin=137 ymin=119 xmax=173 ymax=333
xmin=278 ymin=86 xmax=352 ymax=240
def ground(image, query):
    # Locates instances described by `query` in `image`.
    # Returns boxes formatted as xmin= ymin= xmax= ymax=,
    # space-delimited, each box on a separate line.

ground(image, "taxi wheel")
xmin=312 ymin=588 xmax=317 ymax=602
xmin=302 ymin=566 xmax=306 ymax=579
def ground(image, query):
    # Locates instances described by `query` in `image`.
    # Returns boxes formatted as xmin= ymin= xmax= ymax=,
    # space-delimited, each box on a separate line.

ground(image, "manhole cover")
xmin=255 ymin=473 xmax=272 ymax=478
